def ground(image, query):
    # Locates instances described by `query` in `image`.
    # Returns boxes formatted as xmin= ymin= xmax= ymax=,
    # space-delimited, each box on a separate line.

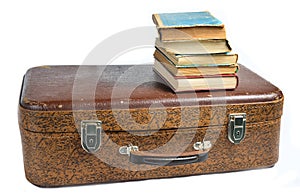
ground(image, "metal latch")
xmin=228 ymin=113 xmax=246 ymax=144
xmin=81 ymin=120 xmax=102 ymax=153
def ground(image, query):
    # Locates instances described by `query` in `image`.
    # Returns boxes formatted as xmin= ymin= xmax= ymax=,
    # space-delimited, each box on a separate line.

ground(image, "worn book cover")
xmin=152 ymin=11 xmax=224 ymax=28
xmin=152 ymin=11 xmax=226 ymax=41
xmin=154 ymin=47 xmax=238 ymax=67
xmin=155 ymin=38 xmax=231 ymax=54
xmin=154 ymin=49 xmax=239 ymax=76
xmin=153 ymin=60 xmax=238 ymax=92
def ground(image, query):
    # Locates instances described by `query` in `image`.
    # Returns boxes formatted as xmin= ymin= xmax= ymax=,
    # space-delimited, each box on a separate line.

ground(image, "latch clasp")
xmin=81 ymin=120 xmax=102 ymax=153
xmin=228 ymin=113 xmax=246 ymax=144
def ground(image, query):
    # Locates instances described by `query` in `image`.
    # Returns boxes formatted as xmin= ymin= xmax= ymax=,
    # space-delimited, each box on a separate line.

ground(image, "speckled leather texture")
xmin=18 ymin=65 xmax=284 ymax=187
xmin=19 ymin=100 xmax=283 ymax=133
xmin=19 ymin=99 xmax=283 ymax=187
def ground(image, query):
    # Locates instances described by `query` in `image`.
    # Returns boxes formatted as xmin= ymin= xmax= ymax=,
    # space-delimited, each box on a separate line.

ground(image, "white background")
xmin=1 ymin=0 xmax=300 ymax=195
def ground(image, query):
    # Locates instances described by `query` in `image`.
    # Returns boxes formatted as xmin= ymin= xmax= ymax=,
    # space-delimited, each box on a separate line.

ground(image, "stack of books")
xmin=152 ymin=11 xmax=239 ymax=92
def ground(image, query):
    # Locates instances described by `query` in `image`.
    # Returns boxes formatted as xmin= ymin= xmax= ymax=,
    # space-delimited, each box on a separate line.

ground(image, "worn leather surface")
xmin=19 ymin=99 xmax=283 ymax=133
xmin=18 ymin=64 xmax=284 ymax=187
xmin=20 ymin=65 xmax=283 ymax=111
xmin=20 ymin=119 xmax=281 ymax=187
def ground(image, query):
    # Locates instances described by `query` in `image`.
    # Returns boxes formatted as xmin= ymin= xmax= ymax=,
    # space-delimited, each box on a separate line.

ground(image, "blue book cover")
xmin=153 ymin=11 xmax=223 ymax=28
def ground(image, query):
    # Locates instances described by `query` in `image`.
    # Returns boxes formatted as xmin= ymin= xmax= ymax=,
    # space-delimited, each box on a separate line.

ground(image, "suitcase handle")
xmin=119 ymin=141 xmax=211 ymax=166
xmin=129 ymin=150 xmax=209 ymax=166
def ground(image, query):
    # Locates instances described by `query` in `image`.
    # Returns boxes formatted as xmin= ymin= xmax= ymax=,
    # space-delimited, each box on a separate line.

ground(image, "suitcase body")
xmin=18 ymin=64 xmax=283 ymax=187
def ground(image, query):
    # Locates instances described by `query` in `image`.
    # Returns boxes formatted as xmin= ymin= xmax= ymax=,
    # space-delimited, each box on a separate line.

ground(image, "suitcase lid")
xmin=19 ymin=64 xmax=283 ymax=133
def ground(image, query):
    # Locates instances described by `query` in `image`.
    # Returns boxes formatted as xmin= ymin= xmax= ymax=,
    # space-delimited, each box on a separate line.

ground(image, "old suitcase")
xmin=18 ymin=64 xmax=284 ymax=187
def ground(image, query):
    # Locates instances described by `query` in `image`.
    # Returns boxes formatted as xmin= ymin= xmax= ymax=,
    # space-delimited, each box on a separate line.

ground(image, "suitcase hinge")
xmin=228 ymin=113 xmax=246 ymax=144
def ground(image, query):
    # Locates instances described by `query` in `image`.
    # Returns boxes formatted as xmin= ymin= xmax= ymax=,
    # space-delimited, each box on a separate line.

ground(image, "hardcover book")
xmin=155 ymin=38 xmax=231 ymax=54
xmin=154 ymin=47 xmax=238 ymax=67
xmin=152 ymin=11 xmax=226 ymax=41
xmin=153 ymin=60 xmax=238 ymax=92
xmin=154 ymin=49 xmax=239 ymax=76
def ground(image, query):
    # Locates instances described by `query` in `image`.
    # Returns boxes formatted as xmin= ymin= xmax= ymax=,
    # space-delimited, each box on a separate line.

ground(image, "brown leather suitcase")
xmin=18 ymin=64 xmax=284 ymax=187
